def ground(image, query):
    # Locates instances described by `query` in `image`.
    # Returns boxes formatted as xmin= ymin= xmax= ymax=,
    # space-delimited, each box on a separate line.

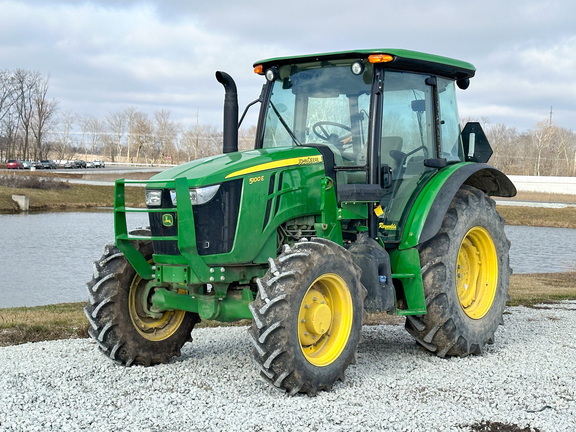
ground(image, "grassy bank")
xmin=0 ymin=303 xmax=88 ymax=347
xmin=0 ymin=182 xmax=144 ymax=213
xmin=497 ymin=206 xmax=576 ymax=229
xmin=497 ymin=191 xmax=576 ymax=228
xmin=2 ymin=272 xmax=575 ymax=347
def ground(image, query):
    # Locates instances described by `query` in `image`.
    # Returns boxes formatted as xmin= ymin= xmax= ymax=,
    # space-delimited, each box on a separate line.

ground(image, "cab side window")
xmin=438 ymin=78 xmax=464 ymax=162
xmin=381 ymin=71 xmax=435 ymax=175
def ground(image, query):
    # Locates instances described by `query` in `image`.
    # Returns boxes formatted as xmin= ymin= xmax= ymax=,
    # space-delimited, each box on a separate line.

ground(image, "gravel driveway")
xmin=1 ymin=302 xmax=575 ymax=432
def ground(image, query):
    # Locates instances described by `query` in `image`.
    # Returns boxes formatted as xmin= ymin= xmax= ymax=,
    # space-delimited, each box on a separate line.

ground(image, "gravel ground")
xmin=1 ymin=302 xmax=575 ymax=432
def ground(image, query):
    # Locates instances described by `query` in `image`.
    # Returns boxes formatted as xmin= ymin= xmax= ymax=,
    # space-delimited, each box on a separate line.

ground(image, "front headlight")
xmin=145 ymin=189 xmax=162 ymax=206
xmin=170 ymin=184 xmax=220 ymax=206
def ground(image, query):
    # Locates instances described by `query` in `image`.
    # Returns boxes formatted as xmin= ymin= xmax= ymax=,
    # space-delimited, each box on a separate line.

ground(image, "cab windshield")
xmin=260 ymin=61 xmax=373 ymax=167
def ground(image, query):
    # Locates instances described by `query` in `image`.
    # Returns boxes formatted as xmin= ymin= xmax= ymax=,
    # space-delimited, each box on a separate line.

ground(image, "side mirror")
xmin=461 ymin=122 xmax=493 ymax=163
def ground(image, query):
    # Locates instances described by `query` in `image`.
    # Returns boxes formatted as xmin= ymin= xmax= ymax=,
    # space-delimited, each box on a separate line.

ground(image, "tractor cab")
xmin=253 ymin=50 xmax=488 ymax=243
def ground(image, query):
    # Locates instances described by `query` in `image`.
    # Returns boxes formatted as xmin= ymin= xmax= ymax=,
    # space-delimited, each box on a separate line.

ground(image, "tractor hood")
xmin=149 ymin=146 xmax=325 ymax=188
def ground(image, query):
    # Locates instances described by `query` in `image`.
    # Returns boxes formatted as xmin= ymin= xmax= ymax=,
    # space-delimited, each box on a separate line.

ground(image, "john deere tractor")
xmin=85 ymin=49 xmax=516 ymax=395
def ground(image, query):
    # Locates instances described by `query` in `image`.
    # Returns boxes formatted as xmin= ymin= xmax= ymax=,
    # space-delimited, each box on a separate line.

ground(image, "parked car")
xmin=86 ymin=161 xmax=95 ymax=168
xmin=64 ymin=161 xmax=78 ymax=169
xmin=40 ymin=160 xmax=57 ymax=169
xmin=32 ymin=161 xmax=44 ymax=169
xmin=74 ymin=160 xmax=87 ymax=168
xmin=21 ymin=160 xmax=32 ymax=169
xmin=6 ymin=159 xmax=24 ymax=169
xmin=93 ymin=160 xmax=105 ymax=168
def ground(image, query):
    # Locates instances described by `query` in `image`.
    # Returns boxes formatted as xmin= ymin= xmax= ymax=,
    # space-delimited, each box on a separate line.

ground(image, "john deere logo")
xmin=162 ymin=214 xmax=174 ymax=227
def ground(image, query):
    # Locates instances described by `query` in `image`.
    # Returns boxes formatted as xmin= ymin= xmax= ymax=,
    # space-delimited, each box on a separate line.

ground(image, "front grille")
xmin=148 ymin=180 xmax=242 ymax=256
xmin=149 ymin=189 xmax=179 ymax=255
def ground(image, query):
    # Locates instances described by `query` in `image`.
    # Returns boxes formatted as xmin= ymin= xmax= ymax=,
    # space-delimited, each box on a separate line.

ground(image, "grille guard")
xmin=114 ymin=177 xmax=212 ymax=283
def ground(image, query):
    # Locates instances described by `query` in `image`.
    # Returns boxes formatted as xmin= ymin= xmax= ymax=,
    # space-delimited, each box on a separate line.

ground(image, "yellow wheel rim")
xmin=128 ymin=273 xmax=186 ymax=342
xmin=298 ymin=273 xmax=353 ymax=367
xmin=456 ymin=227 xmax=498 ymax=319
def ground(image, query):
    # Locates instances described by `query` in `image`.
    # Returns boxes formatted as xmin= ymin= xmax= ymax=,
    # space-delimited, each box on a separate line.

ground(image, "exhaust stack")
xmin=215 ymin=71 xmax=238 ymax=154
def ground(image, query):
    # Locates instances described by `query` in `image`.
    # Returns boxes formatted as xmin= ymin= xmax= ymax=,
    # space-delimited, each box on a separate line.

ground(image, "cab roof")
xmin=254 ymin=49 xmax=476 ymax=80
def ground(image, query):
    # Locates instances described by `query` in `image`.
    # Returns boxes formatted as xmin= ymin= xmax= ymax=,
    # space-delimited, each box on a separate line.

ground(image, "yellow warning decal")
xmin=225 ymin=156 xmax=323 ymax=179
xmin=374 ymin=205 xmax=384 ymax=217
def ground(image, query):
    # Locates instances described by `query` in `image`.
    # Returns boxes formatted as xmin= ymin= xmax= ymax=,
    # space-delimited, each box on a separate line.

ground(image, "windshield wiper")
xmin=270 ymin=101 xmax=301 ymax=146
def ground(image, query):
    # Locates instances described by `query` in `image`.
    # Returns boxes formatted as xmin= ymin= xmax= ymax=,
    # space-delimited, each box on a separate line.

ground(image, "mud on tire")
xmin=405 ymin=185 xmax=511 ymax=357
xmin=84 ymin=233 xmax=199 ymax=366
xmin=248 ymin=238 xmax=366 ymax=396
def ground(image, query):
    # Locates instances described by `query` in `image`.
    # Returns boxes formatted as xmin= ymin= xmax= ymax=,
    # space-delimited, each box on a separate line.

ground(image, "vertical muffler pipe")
xmin=215 ymin=71 xmax=238 ymax=154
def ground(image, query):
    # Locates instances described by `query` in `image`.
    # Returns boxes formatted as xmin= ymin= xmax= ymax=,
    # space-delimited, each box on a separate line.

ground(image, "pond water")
xmin=506 ymin=225 xmax=576 ymax=275
xmin=0 ymin=212 xmax=575 ymax=308
xmin=0 ymin=211 xmax=148 ymax=309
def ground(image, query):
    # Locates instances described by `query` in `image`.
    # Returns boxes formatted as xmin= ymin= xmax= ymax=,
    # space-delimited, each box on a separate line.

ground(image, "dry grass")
xmin=500 ymin=190 xmax=576 ymax=203
xmin=507 ymin=272 xmax=576 ymax=306
xmin=0 ymin=303 xmax=89 ymax=347
xmin=497 ymin=205 xmax=576 ymax=228
xmin=0 ymin=302 xmax=252 ymax=347
xmin=0 ymin=174 xmax=71 ymax=190
xmin=0 ymin=183 xmax=145 ymax=213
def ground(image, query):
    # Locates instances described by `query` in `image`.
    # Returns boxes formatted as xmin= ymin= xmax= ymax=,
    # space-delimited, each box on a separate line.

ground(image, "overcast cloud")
xmin=1 ymin=0 xmax=574 ymax=132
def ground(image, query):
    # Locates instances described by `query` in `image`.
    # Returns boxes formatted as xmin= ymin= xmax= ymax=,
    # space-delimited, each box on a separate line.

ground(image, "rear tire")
xmin=405 ymin=185 xmax=511 ymax=357
xmin=85 ymin=233 xmax=199 ymax=366
xmin=249 ymin=238 xmax=365 ymax=395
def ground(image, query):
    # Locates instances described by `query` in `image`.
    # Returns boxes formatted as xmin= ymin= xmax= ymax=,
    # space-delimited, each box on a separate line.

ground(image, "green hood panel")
xmin=150 ymin=146 xmax=325 ymax=187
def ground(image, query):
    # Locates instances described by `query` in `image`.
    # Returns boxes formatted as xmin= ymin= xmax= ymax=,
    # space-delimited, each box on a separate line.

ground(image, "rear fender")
xmin=399 ymin=163 xmax=516 ymax=250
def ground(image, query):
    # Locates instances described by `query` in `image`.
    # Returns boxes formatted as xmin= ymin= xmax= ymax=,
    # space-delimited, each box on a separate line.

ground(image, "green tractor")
xmin=85 ymin=49 xmax=516 ymax=395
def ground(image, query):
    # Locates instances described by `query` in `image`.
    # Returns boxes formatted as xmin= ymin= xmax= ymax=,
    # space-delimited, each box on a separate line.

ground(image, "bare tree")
xmin=485 ymin=123 xmax=519 ymax=174
xmin=31 ymin=74 xmax=58 ymax=160
xmin=551 ymin=126 xmax=575 ymax=176
xmin=106 ymin=110 xmax=127 ymax=162
xmin=80 ymin=115 xmax=105 ymax=157
xmin=178 ymin=109 xmax=223 ymax=161
xmin=1 ymin=110 xmax=21 ymax=160
xmin=0 ymin=69 xmax=16 ymax=125
xmin=153 ymin=109 xmax=177 ymax=164
xmin=239 ymin=125 xmax=257 ymax=151
xmin=13 ymin=69 xmax=39 ymax=160
xmin=531 ymin=120 xmax=557 ymax=176
xmin=129 ymin=111 xmax=152 ymax=163
xmin=52 ymin=110 xmax=77 ymax=161
xmin=123 ymin=106 xmax=139 ymax=162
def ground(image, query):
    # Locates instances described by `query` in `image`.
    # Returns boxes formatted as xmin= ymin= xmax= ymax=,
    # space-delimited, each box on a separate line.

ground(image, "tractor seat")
xmin=381 ymin=136 xmax=403 ymax=172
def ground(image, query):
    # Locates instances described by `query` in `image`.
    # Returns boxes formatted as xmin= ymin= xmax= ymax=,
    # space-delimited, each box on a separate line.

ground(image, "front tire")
xmin=249 ymin=238 xmax=366 ymax=395
xmin=85 ymin=234 xmax=199 ymax=366
xmin=405 ymin=185 xmax=511 ymax=357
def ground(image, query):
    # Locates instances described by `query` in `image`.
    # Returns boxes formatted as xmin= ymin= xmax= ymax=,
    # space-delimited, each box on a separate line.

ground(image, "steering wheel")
xmin=312 ymin=121 xmax=352 ymax=147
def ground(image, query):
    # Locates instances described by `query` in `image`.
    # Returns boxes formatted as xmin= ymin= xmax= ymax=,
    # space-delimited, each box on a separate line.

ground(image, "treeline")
xmin=0 ymin=69 xmax=255 ymax=165
xmin=2 ymin=69 xmax=576 ymax=175
xmin=46 ymin=107 xmax=256 ymax=165
xmin=484 ymin=120 xmax=576 ymax=176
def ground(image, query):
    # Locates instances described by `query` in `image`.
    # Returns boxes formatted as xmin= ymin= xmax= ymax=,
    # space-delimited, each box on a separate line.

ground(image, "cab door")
xmin=377 ymin=71 xmax=438 ymax=242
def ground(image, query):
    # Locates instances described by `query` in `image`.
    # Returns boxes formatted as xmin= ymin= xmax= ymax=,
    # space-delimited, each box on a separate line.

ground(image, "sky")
xmin=1 ymin=0 xmax=575 ymax=133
